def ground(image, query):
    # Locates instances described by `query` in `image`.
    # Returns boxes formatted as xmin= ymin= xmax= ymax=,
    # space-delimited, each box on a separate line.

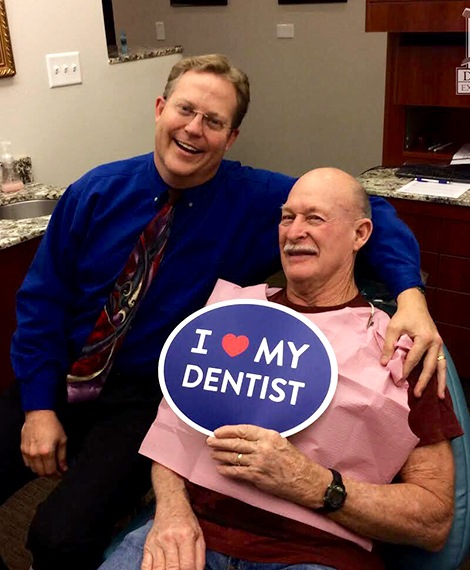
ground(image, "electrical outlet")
xmin=46 ymin=52 xmax=82 ymax=88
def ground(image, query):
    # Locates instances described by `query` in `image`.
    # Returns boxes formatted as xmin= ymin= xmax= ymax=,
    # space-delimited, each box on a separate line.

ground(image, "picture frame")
xmin=171 ymin=1 xmax=228 ymax=6
xmin=0 ymin=0 xmax=15 ymax=78
xmin=278 ymin=0 xmax=347 ymax=3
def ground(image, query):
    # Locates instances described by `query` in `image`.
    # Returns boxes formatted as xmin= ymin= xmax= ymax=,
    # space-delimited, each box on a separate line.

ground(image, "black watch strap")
xmin=319 ymin=468 xmax=347 ymax=513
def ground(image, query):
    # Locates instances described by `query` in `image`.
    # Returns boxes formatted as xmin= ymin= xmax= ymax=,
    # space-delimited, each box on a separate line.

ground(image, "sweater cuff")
xmin=19 ymin=377 xmax=59 ymax=411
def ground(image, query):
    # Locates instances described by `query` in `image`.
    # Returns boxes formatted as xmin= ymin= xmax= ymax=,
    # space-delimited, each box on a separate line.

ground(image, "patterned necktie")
xmin=67 ymin=194 xmax=175 ymax=403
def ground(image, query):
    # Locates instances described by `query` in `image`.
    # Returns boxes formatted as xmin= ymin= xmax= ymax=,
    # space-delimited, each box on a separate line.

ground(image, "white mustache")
xmin=283 ymin=243 xmax=317 ymax=255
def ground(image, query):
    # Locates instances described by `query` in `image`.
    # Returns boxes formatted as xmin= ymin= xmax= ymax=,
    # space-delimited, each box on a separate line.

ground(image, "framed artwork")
xmin=0 ymin=0 xmax=15 ymax=78
xmin=279 ymin=0 xmax=347 ymax=3
xmin=171 ymin=1 xmax=228 ymax=5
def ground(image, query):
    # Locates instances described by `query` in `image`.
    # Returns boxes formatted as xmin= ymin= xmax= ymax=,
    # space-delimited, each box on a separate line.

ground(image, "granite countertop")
xmin=359 ymin=167 xmax=470 ymax=207
xmin=0 ymin=183 xmax=66 ymax=250
xmin=108 ymin=45 xmax=183 ymax=65
xmin=1 ymin=167 xmax=469 ymax=251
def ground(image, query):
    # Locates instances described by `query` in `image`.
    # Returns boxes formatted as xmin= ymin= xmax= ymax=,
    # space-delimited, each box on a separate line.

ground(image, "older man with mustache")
xmin=100 ymin=167 xmax=462 ymax=570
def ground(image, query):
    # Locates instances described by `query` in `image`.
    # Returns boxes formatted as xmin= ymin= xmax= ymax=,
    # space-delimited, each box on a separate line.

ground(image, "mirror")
xmin=0 ymin=0 xmax=15 ymax=77
xmin=101 ymin=0 xmax=185 ymax=58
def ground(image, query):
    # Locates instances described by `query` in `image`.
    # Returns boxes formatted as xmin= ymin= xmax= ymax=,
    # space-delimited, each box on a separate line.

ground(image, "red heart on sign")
xmin=222 ymin=334 xmax=250 ymax=357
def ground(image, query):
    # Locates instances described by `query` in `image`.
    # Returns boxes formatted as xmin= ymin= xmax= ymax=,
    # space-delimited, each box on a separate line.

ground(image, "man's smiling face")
xmin=279 ymin=169 xmax=370 ymax=296
xmin=153 ymin=70 xmax=239 ymax=189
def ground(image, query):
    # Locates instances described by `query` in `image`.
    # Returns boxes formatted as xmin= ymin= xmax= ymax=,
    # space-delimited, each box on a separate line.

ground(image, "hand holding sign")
xmin=159 ymin=300 xmax=338 ymax=437
xmin=207 ymin=424 xmax=330 ymax=508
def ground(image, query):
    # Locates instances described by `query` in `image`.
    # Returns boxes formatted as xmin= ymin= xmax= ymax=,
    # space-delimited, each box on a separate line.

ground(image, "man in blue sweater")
xmin=0 ymin=54 xmax=443 ymax=570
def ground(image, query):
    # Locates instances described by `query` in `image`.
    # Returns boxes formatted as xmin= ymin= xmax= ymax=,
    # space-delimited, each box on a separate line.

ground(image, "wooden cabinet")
xmin=366 ymin=0 xmax=470 ymax=166
xmin=387 ymin=198 xmax=470 ymax=383
xmin=366 ymin=1 xmax=470 ymax=383
xmin=366 ymin=1 xmax=468 ymax=33
xmin=0 ymin=238 xmax=41 ymax=393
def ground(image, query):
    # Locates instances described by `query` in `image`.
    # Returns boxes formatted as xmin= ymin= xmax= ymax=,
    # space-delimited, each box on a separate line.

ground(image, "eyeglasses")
xmin=171 ymin=102 xmax=232 ymax=132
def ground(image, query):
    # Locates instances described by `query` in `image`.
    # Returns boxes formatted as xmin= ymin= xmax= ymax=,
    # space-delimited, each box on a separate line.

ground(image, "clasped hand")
xmin=141 ymin=497 xmax=205 ymax=570
xmin=21 ymin=410 xmax=68 ymax=476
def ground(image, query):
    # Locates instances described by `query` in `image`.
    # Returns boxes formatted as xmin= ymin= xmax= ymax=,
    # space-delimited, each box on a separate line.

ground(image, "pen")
xmin=416 ymin=177 xmax=450 ymax=184
xmin=432 ymin=142 xmax=453 ymax=153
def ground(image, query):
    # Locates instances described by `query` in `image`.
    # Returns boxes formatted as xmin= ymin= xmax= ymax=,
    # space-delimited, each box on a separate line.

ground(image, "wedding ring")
xmin=236 ymin=453 xmax=243 ymax=465
xmin=437 ymin=354 xmax=446 ymax=362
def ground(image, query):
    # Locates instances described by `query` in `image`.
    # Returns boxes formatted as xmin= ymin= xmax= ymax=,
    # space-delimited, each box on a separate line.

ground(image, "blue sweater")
xmin=12 ymin=154 xmax=421 ymax=410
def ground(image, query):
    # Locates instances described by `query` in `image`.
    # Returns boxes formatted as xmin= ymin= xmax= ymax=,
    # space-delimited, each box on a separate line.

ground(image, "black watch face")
xmin=326 ymin=485 xmax=345 ymax=508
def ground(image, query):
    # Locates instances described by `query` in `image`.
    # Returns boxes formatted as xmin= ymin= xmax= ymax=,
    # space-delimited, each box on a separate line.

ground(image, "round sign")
xmin=159 ymin=300 xmax=337 ymax=437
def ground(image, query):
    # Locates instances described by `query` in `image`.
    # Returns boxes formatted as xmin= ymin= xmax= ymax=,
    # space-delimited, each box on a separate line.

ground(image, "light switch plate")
xmin=46 ymin=52 xmax=82 ymax=88
xmin=277 ymin=23 xmax=295 ymax=38
xmin=156 ymin=21 xmax=166 ymax=41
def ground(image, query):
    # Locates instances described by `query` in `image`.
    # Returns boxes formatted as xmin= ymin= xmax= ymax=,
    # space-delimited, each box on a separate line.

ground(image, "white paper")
xmin=451 ymin=143 xmax=470 ymax=165
xmin=397 ymin=179 xmax=470 ymax=199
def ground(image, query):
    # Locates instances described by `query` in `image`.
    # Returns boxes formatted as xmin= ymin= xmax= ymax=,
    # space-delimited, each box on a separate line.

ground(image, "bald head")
xmin=291 ymin=168 xmax=371 ymax=221
xmin=279 ymin=167 xmax=373 ymax=306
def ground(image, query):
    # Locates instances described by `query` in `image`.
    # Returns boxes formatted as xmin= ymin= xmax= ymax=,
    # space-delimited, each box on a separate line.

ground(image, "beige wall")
xmin=0 ymin=0 xmax=180 ymax=186
xmin=0 ymin=0 xmax=387 ymax=186
xmin=113 ymin=0 xmax=387 ymax=177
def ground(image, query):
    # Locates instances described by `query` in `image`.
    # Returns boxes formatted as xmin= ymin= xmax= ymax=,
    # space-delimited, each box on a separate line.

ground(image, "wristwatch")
xmin=320 ymin=468 xmax=347 ymax=513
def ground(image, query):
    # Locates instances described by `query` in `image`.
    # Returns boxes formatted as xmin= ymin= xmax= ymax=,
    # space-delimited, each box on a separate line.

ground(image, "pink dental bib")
xmin=140 ymin=280 xmax=418 ymax=550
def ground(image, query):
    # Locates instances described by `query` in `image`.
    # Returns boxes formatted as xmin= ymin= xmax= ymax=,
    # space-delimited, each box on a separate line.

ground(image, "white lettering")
xmin=203 ymin=367 xmax=222 ymax=391
xmin=182 ymin=364 xmax=203 ymax=388
xmin=245 ymin=373 xmax=263 ymax=397
xmin=269 ymin=378 xmax=287 ymax=403
xmin=287 ymin=342 xmax=310 ymax=369
xmin=180 ymin=366 xmax=307 ymax=408
xmin=254 ymin=338 xmax=284 ymax=366
xmin=221 ymin=369 xmax=244 ymax=395
xmin=190 ymin=328 xmax=213 ymax=354
xmin=288 ymin=380 xmax=306 ymax=405
xmin=259 ymin=375 xmax=270 ymax=400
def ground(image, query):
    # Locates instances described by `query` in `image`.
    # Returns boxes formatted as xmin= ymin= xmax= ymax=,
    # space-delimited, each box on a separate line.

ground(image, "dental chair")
xmin=383 ymin=345 xmax=470 ymax=570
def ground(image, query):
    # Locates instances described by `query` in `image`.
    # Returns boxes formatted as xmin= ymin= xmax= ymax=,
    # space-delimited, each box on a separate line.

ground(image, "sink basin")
xmin=0 ymin=199 xmax=59 ymax=220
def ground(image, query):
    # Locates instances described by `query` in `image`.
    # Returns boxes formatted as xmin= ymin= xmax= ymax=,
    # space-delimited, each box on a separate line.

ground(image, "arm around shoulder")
xmin=364 ymin=195 xmax=422 ymax=298
xmin=383 ymin=287 xmax=445 ymax=397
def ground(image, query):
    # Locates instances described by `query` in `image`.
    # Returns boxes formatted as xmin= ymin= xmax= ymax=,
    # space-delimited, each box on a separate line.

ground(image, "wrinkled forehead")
xmin=284 ymin=177 xmax=357 ymax=216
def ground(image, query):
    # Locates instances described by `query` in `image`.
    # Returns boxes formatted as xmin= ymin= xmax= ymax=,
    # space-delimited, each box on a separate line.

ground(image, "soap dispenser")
xmin=1 ymin=140 xmax=24 ymax=193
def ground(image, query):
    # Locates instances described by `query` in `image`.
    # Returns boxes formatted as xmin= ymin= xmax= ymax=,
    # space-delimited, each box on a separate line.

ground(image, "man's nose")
xmin=286 ymin=217 xmax=307 ymax=240
xmin=184 ymin=112 xmax=204 ymax=136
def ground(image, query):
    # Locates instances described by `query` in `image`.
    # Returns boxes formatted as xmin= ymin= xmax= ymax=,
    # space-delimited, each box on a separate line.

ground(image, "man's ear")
xmin=155 ymin=96 xmax=166 ymax=121
xmin=225 ymin=128 xmax=240 ymax=152
xmin=353 ymin=218 xmax=373 ymax=252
